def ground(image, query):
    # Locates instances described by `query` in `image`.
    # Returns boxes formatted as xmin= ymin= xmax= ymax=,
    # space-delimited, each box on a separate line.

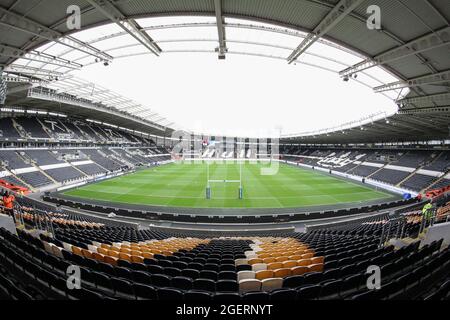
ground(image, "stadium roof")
xmin=0 ymin=0 xmax=449 ymax=142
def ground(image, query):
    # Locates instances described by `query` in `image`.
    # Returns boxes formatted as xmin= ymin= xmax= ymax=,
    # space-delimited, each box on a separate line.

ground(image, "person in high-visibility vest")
xmin=422 ymin=202 xmax=433 ymax=223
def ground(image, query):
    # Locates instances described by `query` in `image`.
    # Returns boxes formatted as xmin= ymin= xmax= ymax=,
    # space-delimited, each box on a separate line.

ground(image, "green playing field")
xmin=63 ymin=162 xmax=394 ymax=209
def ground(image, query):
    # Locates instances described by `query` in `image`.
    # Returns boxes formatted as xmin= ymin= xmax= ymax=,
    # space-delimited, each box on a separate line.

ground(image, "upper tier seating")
xmin=0 ymin=117 xmax=21 ymax=138
xmin=423 ymin=151 xmax=450 ymax=172
xmin=0 ymin=150 xmax=29 ymax=169
xmin=25 ymin=150 xmax=62 ymax=166
xmin=14 ymin=118 xmax=50 ymax=139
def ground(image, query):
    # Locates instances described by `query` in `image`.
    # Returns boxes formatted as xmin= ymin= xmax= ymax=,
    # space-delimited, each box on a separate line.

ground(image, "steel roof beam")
xmin=340 ymin=26 xmax=450 ymax=77
xmin=374 ymin=69 xmax=450 ymax=93
xmin=86 ymin=0 xmax=160 ymax=56
xmin=287 ymin=0 xmax=363 ymax=63
xmin=214 ymin=0 xmax=227 ymax=59
xmin=0 ymin=6 xmax=113 ymax=64
xmin=4 ymin=64 xmax=65 ymax=79
xmin=0 ymin=44 xmax=82 ymax=69
xmin=398 ymin=93 xmax=450 ymax=107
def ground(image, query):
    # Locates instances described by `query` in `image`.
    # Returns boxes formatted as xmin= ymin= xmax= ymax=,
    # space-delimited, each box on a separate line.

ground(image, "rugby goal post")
xmin=205 ymin=161 xmax=243 ymax=200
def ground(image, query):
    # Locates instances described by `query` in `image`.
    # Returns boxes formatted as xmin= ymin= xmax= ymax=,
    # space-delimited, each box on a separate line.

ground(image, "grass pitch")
xmin=63 ymin=162 xmax=394 ymax=209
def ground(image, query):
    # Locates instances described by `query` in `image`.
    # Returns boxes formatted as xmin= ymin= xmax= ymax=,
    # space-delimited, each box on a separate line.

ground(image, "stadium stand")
xmin=1 ymin=196 xmax=449 ymax=301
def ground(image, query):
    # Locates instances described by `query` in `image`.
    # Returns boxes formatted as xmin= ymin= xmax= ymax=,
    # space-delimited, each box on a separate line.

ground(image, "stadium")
xmin=0 ymin=0 xmax=449 ymax=307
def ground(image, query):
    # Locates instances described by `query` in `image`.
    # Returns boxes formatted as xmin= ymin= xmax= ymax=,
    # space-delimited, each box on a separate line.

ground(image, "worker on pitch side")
xmin=422 ymin=202 xmax=434 ymax=225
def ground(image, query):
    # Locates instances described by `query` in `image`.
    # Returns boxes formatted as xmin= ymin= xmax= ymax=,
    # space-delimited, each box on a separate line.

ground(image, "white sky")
xmin=76 ymin=52 xmax=397 ymax=138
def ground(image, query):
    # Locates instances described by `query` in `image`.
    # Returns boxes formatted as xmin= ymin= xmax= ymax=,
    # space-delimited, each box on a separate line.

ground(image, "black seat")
xmin=242 ymin=291 xmax=270 ymax=301
xmin=218 ymin=271 xmax=236 ymax=280
xmin=115 ymin=266 xmax=132 ymax=280
xmin=297 ymin=284 xmax=321 ymax=300
xmin=184 ymin=290 xmax=213 ymax=301
xmin=172 ymin=276 xmax=193 ymax=290
xmin=303 ymin=272 xmax=322 ymax=285
xmin=164 ymin=267 xmax=181 ymax=277
xmin=181 ymin=269 xmax=200 ymax=280
xmin=132 ymin=270 xmax=152 ymax=284
xmin=157 ymin=288 xmax=183 ymax=301
xmin=319 ymin=280 xmax=342 ymax=298
xmin=133 ymin=283 xmax=157 ymax=300
xmin=236 ymin=264 xmax=252 ymax=272
xmin=200 ymin=270 xmax=218 ymax=281
xmin=213 ymin=292 xmax=241 ymax=302
xmin=193 ymin=278 xmax=216 ymax=292
xmin=270 ymin=288 xmax=297 ymax=301
xmin=112 ymin=278 xmax=134 ymax=297
xmin=151 ymin=274 xmax=171 ymax=287
xmin=216 ymin=280 xmax=238 ymax=292
xmin=283 ymin=275 xmax=304 ymax=289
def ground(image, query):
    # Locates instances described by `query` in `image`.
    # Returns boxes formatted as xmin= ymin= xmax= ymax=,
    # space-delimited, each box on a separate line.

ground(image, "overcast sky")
xmin=77 ymin=52 xmax=397 ymax=138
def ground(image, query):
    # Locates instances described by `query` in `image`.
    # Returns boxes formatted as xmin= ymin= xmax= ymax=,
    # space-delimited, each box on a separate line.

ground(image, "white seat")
xmin=235 ymin=258 xmax=248 ymax=266
xmin=62 ymin=242 xmax=72 ymax=251
xmin=239 ymin=279 xmax=262 ymax=293
xmin=43 ymin=241 xmax=54 ymax=254
xmin=246 ymin=253 xmax=258 ymax=259
xmin=87 ymin=244 xmax=97 ymax=252
xmin=237 ymin=270 xmax=255 ymax=282
xmin=261 ymin=278 xmax=283 ymax=292
xmin=252 ymin=263 xmax=267 ymax=272
xmin=52 ymin=245 xmax=64 ymax=259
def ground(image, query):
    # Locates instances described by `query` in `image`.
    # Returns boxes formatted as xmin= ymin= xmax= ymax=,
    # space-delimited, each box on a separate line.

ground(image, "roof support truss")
xmin=340 ymin=26 xmax=450 ymax=77
xmin=398 ymin=93 xmax=450 ymax=107
xmin=0 ymin=6 xmax=113 ymax=64
xmin=4 ymin=64 xmax=65 ymax=79
xmin=374 ymin=69 xmax=450 ymax=93
xmin=287 ymin=0 xmax=363 ymax=63
xmin=0 ymin=44 xmax=82 ymax=69
xmin=86 ymin=0 xmax=161 ymax=56
xmin=214 ymin=0 xmax=227 ymax=59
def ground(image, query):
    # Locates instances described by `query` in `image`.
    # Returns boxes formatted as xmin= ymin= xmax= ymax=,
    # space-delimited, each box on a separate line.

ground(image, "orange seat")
xmin=308 ymin=263 xmax=323 ymax=272
xmin=92 ymin=252 xmax=104 ymax=262
xmin=267 ymin=262 xmax=283 ymax=270
xmin=288 ymin=255 xmax=302 ymax=261
xmin=297 ymin=258 xmax=312 ymax=266
xmin=97 ymin=247 xmax=109 ymax=255
xmin=301 ymin=253 xmax=314 ymax=259
xmin=273 ymin=268 xmax=291 ymax=278
xmin=311 ymin=256 xmax=324 ymax=264
xmin=255 ymin=270 xmax=274 ymax=280
xmin=291 ymin=266 xmax=309 ymax=276
xmin=131 ymin=255 xmax=144 ymax=263
xmin=120 ymin=248 xmax=131 ymax=254
xmin=275 ymin=256 xmax=289 ymax=262
xmin=119 ymin=252 xmax=131 ymax=261
xmin=248 ymin=258 xmax=263 ymax=265
xmin=262 ymin=257 xmax=276 ymax=264
xmin=71 ymin=246 xmax=82 ymax=256
xmin=81 ymin=249 xmax=93 ymax=259
xmin=101 ymin=244 xmax=111 ymax=250
xmin=142 ymin=252 xmax=154 ymax=259
xmin=282 ymin=260 xmax=297 ymax=268
xmin=258 ymin=254 xmax=271 ymax=259
xmin=109 ymin=250 xmax=120 ymax=258
xmin=103 ymin=256 xmax=118 ymax=266
xmin=109 ymin=246 xmax=120 ymax=252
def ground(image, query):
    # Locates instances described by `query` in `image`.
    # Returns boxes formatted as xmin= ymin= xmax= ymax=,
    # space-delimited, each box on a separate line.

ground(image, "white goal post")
xmin=205 ymin=160 xmax=243 ymax=200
